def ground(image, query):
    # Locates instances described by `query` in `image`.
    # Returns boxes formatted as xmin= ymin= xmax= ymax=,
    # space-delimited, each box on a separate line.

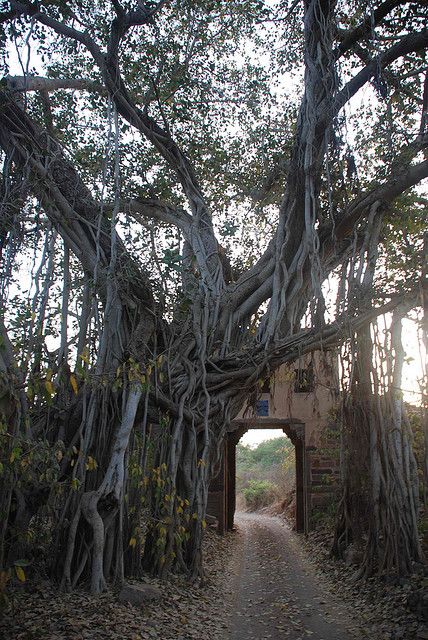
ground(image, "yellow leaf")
xmin=69 ymin=374 xmax=78 ymax=395
xmin=129 ymin=537 xmax=137 ymax=548
xmin=202 ymin=519 xmax=207 ymax=529
xmin=45 ymin=380 xmax=55 ymax=396
xmin=14 ymin=566 xmax=25 ymax=582
xmin=85 ymin=456 xmax=97 ymax=471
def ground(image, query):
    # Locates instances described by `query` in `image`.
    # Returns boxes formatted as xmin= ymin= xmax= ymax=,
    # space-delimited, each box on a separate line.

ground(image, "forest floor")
xmin=1 ymin=513 xmax=426 ymax=640
xmin=0 ymin=528 xmax=238 ymax=640
xmin=301 ymin=517 xmax=428 ymax=640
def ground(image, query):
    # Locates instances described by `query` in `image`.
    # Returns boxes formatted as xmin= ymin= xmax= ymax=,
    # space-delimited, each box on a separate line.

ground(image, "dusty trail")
xmin=229 ymin=513 xmax=359 ymax=640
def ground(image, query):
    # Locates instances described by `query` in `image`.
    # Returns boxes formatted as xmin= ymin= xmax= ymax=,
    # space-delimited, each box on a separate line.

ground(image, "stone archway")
xmin=208 ymin=418 xmax=309 ymax=535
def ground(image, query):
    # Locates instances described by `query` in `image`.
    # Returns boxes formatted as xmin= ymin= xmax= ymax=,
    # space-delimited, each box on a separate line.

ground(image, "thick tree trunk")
xmin=333 ymin=311 xmax=423 ymax=577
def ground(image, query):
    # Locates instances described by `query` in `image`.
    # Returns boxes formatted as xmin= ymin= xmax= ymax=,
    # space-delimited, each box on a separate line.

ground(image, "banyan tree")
xmin=0 ymin=0 xmax=426 ymax=592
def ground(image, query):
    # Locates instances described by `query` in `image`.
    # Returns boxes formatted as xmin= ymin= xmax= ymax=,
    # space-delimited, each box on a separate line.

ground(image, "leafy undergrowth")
xmin=301 ymin=521 xmax=428 ymax=640
xmin=0 ymin=528 xmax=239 ymax=640
xmin=236 ymin=437 xmax=295 ymax=512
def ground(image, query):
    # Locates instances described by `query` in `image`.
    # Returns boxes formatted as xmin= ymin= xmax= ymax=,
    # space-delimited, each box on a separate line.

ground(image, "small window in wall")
xmin=294 ymin=364 xmax=314 ymax=393
xmin=260 ymin=378 xmax=271 ymax=393
xmin=256 ymin=399 xmax=269 ymax=416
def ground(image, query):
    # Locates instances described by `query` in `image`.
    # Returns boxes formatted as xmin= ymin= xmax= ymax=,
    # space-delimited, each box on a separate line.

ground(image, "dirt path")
xmin=229 ymin=513 xmax=359 ymax=640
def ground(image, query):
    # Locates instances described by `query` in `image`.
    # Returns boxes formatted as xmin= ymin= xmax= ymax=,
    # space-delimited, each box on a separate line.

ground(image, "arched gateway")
xmin=207 ymin=354 xmax=340 ymax=534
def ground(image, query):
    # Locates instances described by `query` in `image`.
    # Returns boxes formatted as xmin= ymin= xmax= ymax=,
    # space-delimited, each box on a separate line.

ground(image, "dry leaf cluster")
xmin=302 ymin=524 xmax=428 ymax=640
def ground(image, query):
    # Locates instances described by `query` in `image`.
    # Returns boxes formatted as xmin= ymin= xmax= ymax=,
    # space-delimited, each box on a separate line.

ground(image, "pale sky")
xmin=241 ymin=429 xmax=286 ymax=448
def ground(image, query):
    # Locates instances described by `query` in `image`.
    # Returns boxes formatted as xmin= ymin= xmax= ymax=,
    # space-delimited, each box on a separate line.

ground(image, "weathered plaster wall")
xmin=236 ymin=352 xmax=338 ymax=448
xmin=208 ymin=352 xmax=341 ymax=533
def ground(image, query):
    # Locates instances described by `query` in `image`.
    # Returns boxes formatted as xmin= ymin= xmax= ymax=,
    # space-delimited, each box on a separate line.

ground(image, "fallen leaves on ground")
xmin=2 ymin=519 xmax=426 ymax=640
xmin=0 ymin=529 xmax=239 ymax=640
xmin=300 ymin=522 xmax=427 ymax=640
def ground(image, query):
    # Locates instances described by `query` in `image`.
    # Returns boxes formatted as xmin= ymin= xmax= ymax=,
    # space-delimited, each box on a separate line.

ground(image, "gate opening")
xmin=236 ymin=429 xmax=295 ymax=515
xmin=207 ymin=418 xmax=309 ymax=534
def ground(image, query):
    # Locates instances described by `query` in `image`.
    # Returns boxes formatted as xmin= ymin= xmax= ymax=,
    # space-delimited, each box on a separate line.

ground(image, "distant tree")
xmin=242 ymin=479 xmax=278 ymax=511
xmin=238 ymin=437 xmax=293 ymax=468
xmin=236 ymin=437 xmax=296 ymax=508
xmin=0 ymin=0 xmax=426 ymax=592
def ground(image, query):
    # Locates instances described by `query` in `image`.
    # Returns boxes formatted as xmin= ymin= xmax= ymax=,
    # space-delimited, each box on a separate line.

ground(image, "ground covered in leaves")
xmin=0 ymin=528 xmax=239 ymax=640
xmin=302 ymin=522 xmax=428 ymax=640
xmin=2 ymin=517 xmax=427 ymax=640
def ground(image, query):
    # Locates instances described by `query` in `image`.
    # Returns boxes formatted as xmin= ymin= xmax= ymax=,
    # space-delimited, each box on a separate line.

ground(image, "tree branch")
xmin=335 ymin=0 xmax=409 ymax=59
xmin=108 ymin=198 xmax=192 ymax=232
xmin=0 ymin=89 xmax=158 ymax=353
xmin=6 ymin=75 xmax=104 ymax=94
xmin=207 ymin=290 xmax=419 ymax=388
xmin=107 ymin=0 xmax=169 ymax=65
xmin=7 ymin=0 xmax=224 ymax=289
xmin=9 ymin=1 xmax=102 ymax=58
xmin=351 ymin=42 xmax=424 ymax=104
xmin=334 ymin=30 xmax=428 ymax=117
xmin=332 ymin=158 xmax=428 ymax=242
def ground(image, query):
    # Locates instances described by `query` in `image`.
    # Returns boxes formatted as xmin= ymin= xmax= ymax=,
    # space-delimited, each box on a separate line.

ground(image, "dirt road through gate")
xmin=229 ymin=513 xmax=359 ymax=640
